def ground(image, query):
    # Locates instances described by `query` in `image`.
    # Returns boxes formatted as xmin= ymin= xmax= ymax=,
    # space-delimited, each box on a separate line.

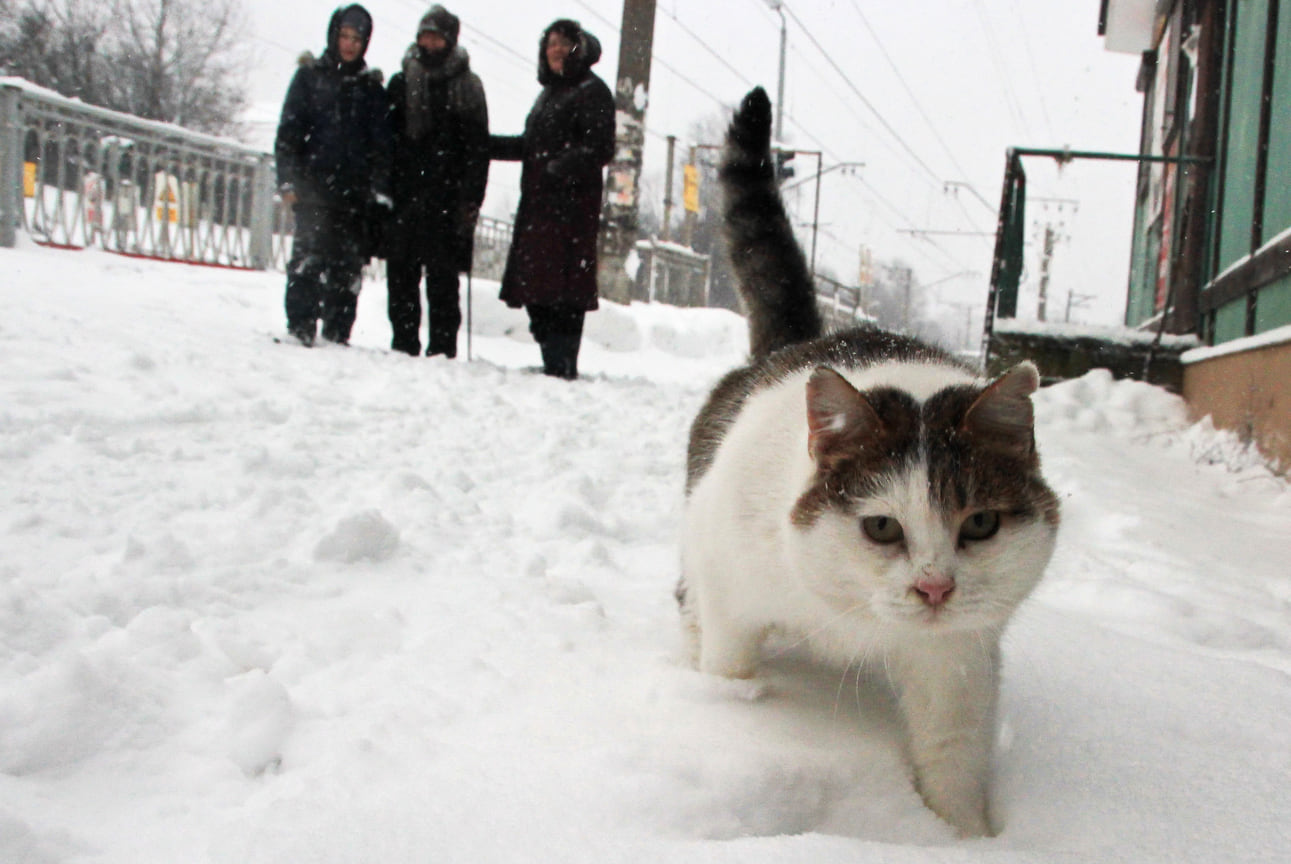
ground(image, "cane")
xmin=466 ymin=267 xmax=474 ymax=362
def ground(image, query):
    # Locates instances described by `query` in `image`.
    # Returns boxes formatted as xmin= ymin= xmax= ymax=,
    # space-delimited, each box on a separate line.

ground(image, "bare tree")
xmin=108 ymin=0 xmax=250 ymax=134
xmin=0 ymin=0 xmax=115 ymax=107
xmin=0 ymin=0 xmax=250 ymax=136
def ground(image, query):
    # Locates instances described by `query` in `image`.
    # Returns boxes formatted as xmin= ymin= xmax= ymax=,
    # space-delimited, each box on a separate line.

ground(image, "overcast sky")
xmin=245 ymin=0 xmax=1146 ymax=331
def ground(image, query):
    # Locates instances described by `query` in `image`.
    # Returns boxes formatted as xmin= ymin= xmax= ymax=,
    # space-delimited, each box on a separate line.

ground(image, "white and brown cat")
xmin=677 ymin=87 xmax=1060 ymax=838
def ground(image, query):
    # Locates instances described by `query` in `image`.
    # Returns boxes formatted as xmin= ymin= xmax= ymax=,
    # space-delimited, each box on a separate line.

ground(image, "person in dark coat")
xmin=491 ymin=18 xmax=615 ymax=379
xmin=385 ymin=5 xmax=490 ymax=358
xmin=274 ymin=4 xmax=392 ymax=347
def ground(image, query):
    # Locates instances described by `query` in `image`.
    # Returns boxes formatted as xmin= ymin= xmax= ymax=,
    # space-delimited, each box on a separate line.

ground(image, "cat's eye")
xmin=959 ymin=511 xmax=1001 ymax=542
xmin=861 ymin=515 xmax=904 ymax=544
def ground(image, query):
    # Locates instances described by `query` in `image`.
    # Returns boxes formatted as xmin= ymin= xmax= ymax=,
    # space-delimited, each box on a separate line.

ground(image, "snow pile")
xmin=1 ymin=243 xmax=1289 ymax=863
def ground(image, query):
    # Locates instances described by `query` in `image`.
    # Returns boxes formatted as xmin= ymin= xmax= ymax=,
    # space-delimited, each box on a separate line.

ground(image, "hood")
xmin=537 ymin=19 xmax=602 ymax=86
xmin=418 ymin=5 xmax=461 ymax=50
xmin=325 ymin=4 xmax=373 ymax=67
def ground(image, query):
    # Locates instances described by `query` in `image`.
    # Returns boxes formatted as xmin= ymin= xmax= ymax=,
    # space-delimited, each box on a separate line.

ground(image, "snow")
xmin=2 ymin=241 xmax=1291 ymax=863
xmin=993 ymin=317 xmax=1200 ymax=350
xmin=1181 ymin=323 xmax=1291 ymax=365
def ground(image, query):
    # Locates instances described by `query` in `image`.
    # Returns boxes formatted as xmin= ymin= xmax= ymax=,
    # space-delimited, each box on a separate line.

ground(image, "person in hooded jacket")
xmin=275 ymin=4 xmax=392 ymax=347
xmin=385 ymin=5 xmax=490 ymax=358
xmin=491 ymin=18 xmax=615 ymax=379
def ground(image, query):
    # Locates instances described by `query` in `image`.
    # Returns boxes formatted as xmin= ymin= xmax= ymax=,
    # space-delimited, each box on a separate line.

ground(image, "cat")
xmin=676 ymin=87 xmax=1060 ymax=838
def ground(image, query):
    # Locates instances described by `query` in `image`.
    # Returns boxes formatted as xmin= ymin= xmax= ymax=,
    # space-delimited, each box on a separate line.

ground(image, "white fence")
xmin=0 ymin=78 xmax=512 ymax=279
xmin=0 ymin=78 xmax=286 ymax=268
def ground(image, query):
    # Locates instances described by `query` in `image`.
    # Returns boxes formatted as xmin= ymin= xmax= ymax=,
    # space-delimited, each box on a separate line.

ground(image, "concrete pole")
xmin=661 ymin=134 xmax=676 ymax=243
xmin=766 ymin=1 xmax=786 ymax=143
xmin=1037 ymin=225 xmax=1055 ymax=322
xmin=597 ymin=0 xmax=657 ymax=304
xmin=0 ymin=84 xmax=22 ymax=248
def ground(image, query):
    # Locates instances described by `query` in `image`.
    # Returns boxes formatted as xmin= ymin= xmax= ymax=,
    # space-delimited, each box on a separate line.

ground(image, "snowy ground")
xmin=2 ymin=242 xmax=1289 ymax=863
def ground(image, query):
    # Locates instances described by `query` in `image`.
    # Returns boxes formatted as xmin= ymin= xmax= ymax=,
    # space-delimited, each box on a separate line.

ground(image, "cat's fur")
xmin=677 ymin=87 xmax=1060 ymax=838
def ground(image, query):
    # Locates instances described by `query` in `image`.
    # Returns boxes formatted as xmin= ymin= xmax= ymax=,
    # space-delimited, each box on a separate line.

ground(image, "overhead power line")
xmin=845 ymin=0 xmax=972 ymax=184
xmin=780 ymin=4 xmax=945 ymax=188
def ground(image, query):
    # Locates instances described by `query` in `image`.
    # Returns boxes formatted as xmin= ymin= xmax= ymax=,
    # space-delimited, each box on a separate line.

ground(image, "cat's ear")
xmin=806 ymin=367 xmax=882 ymax=467
xmin=962 ymin=362 xmax=1040 ymax=458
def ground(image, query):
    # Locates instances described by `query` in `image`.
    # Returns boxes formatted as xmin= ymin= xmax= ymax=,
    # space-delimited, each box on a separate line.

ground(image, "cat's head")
xmin=785 ymin=362 xmax=1060 ymax=633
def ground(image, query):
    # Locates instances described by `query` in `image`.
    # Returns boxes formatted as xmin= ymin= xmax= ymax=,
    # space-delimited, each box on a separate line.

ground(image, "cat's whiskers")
xmin=832 ymin=627 xmax=886 ymax=719
xmin=764 ymin=600 xmax=868 ymax=660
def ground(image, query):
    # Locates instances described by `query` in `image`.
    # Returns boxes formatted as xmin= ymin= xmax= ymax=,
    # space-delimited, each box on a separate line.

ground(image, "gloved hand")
xmin=545 ymin=147 xmax=588 ymax=178
xmin=366 ymin=192 xmax=394 ymax=260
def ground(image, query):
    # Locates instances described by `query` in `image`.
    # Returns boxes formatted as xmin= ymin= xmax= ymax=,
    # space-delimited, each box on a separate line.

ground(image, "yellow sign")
xmin=154 ymin=172 xmax=180 ymax=223
xmin=683 ymin=164 xmax=700 ymax=213
xmin=23 ymin=162 xmax=36 ymax=198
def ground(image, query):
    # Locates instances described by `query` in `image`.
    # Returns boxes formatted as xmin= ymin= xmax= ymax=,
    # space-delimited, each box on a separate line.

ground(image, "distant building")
xmin=1100 ymin=0 xmax=1290 ymax=470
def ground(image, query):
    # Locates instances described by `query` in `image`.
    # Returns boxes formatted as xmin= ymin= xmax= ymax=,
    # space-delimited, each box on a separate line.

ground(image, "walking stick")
xmin=466 ymin=267 xmax=473 ymax=361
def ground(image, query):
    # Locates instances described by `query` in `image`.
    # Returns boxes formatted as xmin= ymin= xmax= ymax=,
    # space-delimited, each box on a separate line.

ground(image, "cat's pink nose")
xmin=914 ymin=577 xmax=955 ymax=607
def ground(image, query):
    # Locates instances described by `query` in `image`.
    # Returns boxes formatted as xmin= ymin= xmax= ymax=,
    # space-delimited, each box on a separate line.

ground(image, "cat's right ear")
xmin=805 ymin=367 xmax=882 ymax=467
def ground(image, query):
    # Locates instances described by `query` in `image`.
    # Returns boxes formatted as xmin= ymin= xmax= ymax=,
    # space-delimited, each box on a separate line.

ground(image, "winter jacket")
xmin=274 ymin=5 xmax=392 ymax=212
xmin=386 ymin=43 xmax=489 ymax=271
xmin=493 ymin=20 xmax=615 ymax=311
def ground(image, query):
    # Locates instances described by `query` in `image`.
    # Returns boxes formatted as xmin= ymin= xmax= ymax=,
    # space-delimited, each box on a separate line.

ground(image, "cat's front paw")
xmin=920 ymin=789 xmax=995 ymax=839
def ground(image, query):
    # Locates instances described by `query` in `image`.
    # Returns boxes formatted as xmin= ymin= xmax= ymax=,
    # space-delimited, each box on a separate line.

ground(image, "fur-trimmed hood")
xmin=297 ymin=51 xmax=383 ymax=85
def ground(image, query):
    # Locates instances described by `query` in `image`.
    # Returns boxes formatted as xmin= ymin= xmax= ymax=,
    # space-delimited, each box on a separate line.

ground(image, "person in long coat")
xmin=275 ymin=4 xmax=391 ymax=347
xmin=385 ymin=5 xmax=489 ymax=358
xmin=491 ymin=18 xmax=615 ymax=379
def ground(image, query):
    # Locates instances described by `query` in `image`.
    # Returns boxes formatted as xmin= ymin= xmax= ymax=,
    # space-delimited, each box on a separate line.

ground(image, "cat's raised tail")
xmin=720 ymin=87 xmax=823 ymax=360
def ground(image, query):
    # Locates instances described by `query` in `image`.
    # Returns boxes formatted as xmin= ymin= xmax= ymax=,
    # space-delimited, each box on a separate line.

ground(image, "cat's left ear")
xmin=962 ymin=362 xmax=1040 ymax=458
xmin=806 ymin=367 xmax=882 ymax=467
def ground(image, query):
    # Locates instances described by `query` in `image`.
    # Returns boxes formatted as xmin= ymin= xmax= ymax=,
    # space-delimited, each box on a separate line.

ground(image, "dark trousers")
xmin=527 ymin=304 xmax=586 ymax=379
xmin=284 ymin=205 xmax=366 ymax=341
xmin=387 ymin=252 xmax=461 ymax=356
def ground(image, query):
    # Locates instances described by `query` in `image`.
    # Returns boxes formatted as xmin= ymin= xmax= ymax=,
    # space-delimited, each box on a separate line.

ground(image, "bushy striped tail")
xmin=720 ymin=87 xmax=822 ymax=360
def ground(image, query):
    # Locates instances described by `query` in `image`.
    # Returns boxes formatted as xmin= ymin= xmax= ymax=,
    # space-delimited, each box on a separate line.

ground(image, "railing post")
xmin=249 ymin=154 xmax=274 ymax=270
xmin=0 ymin=84 xmax=22 ymax=248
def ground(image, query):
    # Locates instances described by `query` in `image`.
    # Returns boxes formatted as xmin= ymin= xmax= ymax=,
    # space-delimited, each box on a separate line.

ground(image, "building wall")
xmin=1215 ymin=0 xmax=1268 ymax=273
xmin=1182 ymin=332 xmax=1291 ymax=470
xmin=1198 ymin=0 xmax=1291 ymax=341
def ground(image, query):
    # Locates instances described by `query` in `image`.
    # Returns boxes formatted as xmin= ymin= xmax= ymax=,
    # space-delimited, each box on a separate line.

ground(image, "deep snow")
xmin=2 ymin=242 xmax=1290 ymax=863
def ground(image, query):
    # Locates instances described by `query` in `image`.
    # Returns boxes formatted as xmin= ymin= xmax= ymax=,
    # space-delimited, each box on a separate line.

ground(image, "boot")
xmin=548 ymin=335 xmax=580 ymax=380
xmin=288 ymin=322 xmax=316 ymax=347
xmin=539 ymin=340 xmax=560 ymax=376
xmin=320 ymin=321 xmax=349 ymax=345
xmin=391 ymin=332 xmax=420 ymax=356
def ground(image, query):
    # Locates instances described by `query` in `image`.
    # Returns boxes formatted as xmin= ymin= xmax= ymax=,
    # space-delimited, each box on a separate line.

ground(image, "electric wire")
xmin=971 ymin=0 xmax=1030 ymax=139
xmin=780 ymin=4 xmax=944 ymax=188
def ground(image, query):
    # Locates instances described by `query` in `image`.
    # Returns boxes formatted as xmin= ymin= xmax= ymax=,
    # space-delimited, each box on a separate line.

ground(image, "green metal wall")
xmin=1255 ymin=273 xmax=1291 ymax=332
xmin=1214 ymin=273 xmax=1291 ymax=339
xmin=1214 ymin=296 xmax=1249 ymax=341
xmin=1217 ymin=0 xmax=1268 ymax=272
xmin=1262 ymin=0 xmax=1291 ymax=242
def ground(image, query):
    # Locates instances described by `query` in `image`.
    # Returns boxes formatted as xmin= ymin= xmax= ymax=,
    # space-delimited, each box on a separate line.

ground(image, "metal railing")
xmin=0 ymin=78 xmax=283 ymax=268
xmin=0 ymin=77 xmax=513 ymax=278
xmin=636 ymin=238 xmax=710 ymax=306
xmin=814 ymin=273 xmax=873 ymax=331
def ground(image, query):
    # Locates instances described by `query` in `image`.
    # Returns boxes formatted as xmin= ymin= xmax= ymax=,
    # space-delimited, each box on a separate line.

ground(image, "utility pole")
xmin=1036 ymin=224 xmax=1056 ymax=322
xmin=661 ymin=135 xmax=676 ymax=243
xmin=765 ymin=0 xmax=786 ymax=142
xmin=598 ymin=0 xmax=657 ymax=304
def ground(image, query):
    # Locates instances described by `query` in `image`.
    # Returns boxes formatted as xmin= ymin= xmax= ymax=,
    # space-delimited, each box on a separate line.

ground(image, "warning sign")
xmin=683 ymin=164 xmax=699 ymax=213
